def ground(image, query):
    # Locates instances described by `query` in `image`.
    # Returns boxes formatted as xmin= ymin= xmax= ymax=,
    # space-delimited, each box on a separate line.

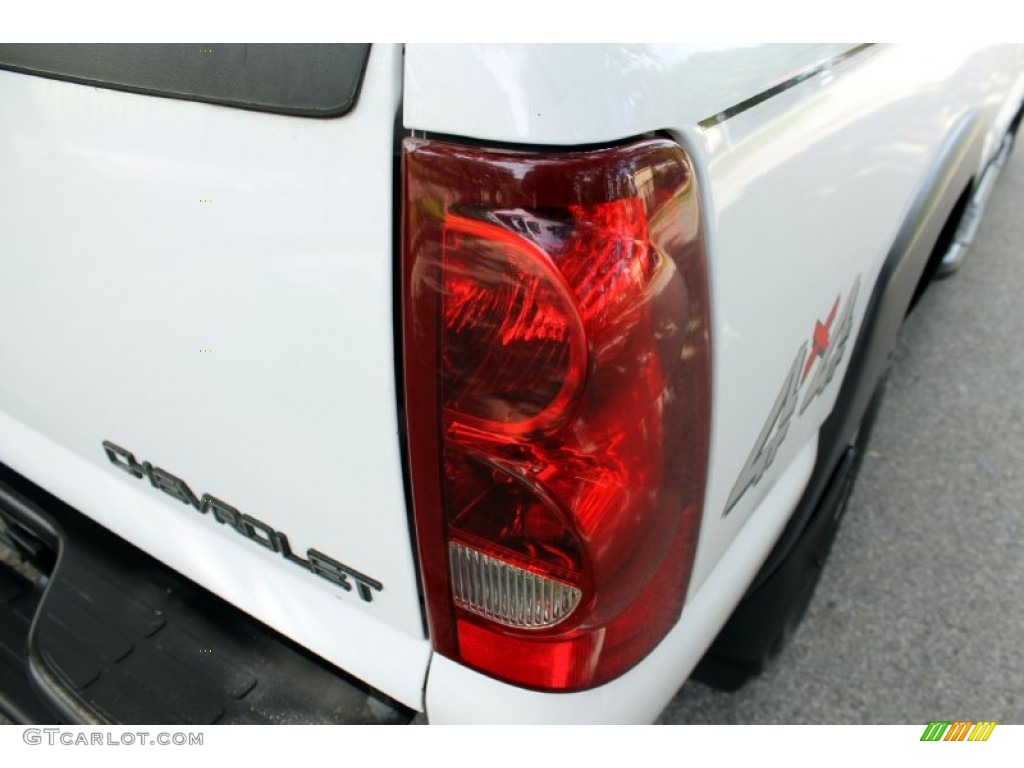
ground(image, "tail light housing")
xmin=402 ymin=136 xmax=711 ymax=691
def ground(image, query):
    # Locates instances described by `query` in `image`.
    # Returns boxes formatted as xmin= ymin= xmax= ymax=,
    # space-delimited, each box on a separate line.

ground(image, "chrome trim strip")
xmin=698 ymin=44 xmax=876 ymax=129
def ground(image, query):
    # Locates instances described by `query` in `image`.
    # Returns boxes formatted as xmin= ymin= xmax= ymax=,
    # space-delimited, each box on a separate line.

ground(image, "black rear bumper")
xmin=0 ymin=462 xmax=412 ymax=725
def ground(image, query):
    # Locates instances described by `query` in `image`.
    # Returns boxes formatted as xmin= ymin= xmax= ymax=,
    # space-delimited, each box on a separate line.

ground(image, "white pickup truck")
xmin=1 ymin=43 xmax=1022 ymax=725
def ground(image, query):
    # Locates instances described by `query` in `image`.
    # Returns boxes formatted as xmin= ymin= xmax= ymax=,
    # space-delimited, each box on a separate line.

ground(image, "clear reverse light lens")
xmin=449 ymin=542 xmax=581 ymax=629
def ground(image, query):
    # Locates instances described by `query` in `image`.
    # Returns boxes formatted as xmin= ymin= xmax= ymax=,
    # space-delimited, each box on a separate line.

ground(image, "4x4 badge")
xmin=725 ymin=275 xmax=861 ymax=515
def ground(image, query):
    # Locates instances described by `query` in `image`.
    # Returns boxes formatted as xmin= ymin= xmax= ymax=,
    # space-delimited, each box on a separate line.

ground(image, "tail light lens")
xmin=402 ymin=137 xmax=711 ymax=691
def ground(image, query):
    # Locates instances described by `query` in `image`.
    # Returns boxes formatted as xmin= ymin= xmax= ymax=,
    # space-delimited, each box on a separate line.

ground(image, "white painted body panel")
xmin=0 ymin=44 xmax=431 ymax=708
xmin=690 ymin=43 xmax=1024 ymax=594
xmin=1 ymin=43 xmax=1022 ymax=722
xmin=405 ymin=44 xmax=854 ymax=147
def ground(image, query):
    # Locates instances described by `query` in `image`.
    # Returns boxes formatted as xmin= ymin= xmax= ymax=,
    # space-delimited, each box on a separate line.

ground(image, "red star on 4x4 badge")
xmin=802 ymin=295 xmax=840 ymax=382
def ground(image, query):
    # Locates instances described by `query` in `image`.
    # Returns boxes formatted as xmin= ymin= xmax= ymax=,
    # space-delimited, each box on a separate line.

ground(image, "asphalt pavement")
xmin=658 ymin=139 xmax=1024 ymax=724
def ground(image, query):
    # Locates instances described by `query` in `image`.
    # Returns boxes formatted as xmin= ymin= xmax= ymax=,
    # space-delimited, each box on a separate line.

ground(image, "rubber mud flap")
xmin=693 ymin=447 xmax=859 ymax=691
xmin=692 ymin=376 xmax=886 ymax=692
xmin=0 ymin=463 xmax=412 ymax=724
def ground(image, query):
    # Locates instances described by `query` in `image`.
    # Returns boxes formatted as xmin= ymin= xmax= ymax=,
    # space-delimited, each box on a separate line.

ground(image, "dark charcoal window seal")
xmin=0 ymin=43 xmax=372 ymax=118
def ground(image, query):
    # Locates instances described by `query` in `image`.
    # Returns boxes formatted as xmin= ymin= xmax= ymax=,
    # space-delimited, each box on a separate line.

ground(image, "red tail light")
xmin=402 ymin=137 xmax=711 ymax=691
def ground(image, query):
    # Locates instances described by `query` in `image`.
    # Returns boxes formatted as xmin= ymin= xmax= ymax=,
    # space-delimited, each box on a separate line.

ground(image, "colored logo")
xmin=920 ymin=721 xmax=997 ymax=741
xmin=802 ymin=295 xmax=840 ymax=382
